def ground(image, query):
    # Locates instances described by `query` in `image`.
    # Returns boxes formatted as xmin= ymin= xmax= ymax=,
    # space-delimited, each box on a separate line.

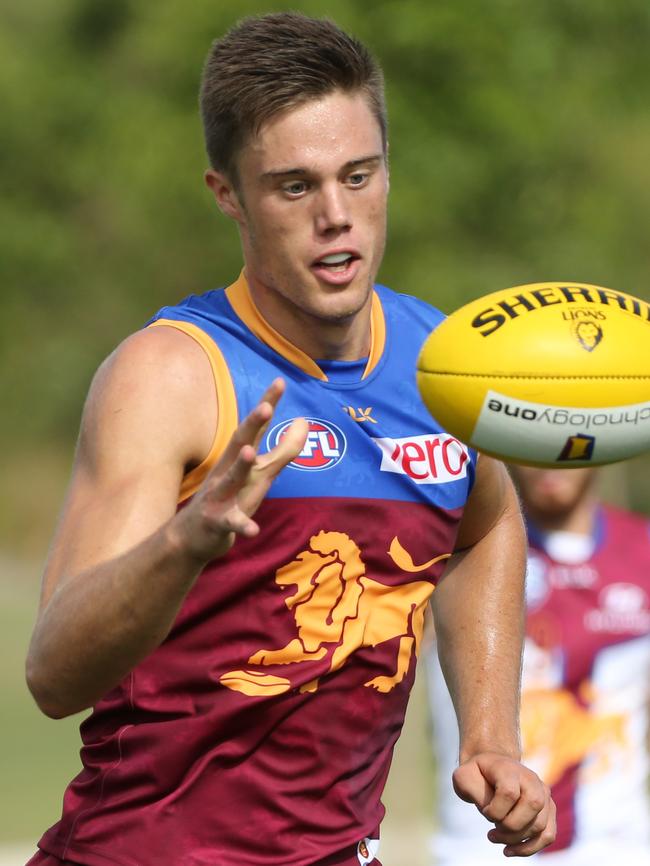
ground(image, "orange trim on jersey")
xmin=364 ymin=291 xmax=386 ymax=378
xmin=226 ymin=273 xmax=326 ymax=380
xmin=225 ymin=271 xmax=386 ymax=380
xmin=147 ymin=318 xmax=239 ymax=503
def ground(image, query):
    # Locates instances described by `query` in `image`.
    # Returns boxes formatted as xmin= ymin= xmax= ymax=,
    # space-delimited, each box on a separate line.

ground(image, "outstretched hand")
xmin=177 ymin=378 xmax=308 ymax=562
xmin=453 ymin=753 xmax=556 ymax=857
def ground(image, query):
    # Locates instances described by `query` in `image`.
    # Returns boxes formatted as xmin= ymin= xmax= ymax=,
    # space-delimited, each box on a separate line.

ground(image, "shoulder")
xmin=374 ymin=283 xmax=447 ymax=330
xmin=603 ymin=503 xmax=650 ymax=543
xmin=148 ymin=287 xmax=229 ymax=329
xmin=82 ymin=324 xmax=216 ymax=474
xmin=92 ymin=324 xmax=212 ymax=408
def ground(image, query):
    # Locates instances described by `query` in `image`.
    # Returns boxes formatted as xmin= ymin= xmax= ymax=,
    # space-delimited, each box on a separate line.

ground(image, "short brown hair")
xmin=200 ymin=12 xmax=387 ymax=181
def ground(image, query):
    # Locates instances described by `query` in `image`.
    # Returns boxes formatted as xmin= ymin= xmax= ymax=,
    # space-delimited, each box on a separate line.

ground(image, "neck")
xmin=246 ymin=274 xmax=373 ymax=361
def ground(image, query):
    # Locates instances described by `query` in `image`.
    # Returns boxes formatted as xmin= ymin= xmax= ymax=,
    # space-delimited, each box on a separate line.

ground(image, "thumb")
xmin=452 ymin=761 xmax=495 ymax=811
xmin=258 ymin=417 xmax=309 ymax=474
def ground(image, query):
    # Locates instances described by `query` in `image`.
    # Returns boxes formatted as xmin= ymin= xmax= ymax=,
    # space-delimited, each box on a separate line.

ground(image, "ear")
xmin=205 ymin=169 xmax=244 ymax=223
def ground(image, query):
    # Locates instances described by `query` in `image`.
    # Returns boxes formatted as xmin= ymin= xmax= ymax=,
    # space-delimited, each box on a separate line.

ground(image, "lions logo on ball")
xmin=267 ymin=418 xmax=346 ymax=471
xmin=574 ymin=320 xmax=604 ymax=352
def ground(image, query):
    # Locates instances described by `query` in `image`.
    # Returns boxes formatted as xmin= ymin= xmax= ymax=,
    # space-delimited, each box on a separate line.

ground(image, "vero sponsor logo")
xmin=375 ymin=434 xmax=469 ymax=484
xmin=267 ymin=418 xmax=346 ymax=471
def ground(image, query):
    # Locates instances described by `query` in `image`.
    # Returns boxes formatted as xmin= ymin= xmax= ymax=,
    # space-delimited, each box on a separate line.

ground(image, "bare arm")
xmin=434 ymin=456 xmax=526 ymax=761
xmin=26 ymin=326 xmax=306 ymax=718
xmin=432 ymin=456 xmax=556 ymax=856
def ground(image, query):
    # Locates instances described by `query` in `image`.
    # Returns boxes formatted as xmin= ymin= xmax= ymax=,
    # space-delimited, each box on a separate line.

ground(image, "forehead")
xmin=240 ymin=90 xmax=384 ymax=176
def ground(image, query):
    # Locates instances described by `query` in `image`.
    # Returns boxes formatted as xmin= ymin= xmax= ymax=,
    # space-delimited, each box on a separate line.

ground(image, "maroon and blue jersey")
xmin=521 ymin=506 xmax=650 ymax=857
xmin=427 ymin=503 xmax=650 ymax=865
xmin=32 ymin=273 xmax=477 ymax=866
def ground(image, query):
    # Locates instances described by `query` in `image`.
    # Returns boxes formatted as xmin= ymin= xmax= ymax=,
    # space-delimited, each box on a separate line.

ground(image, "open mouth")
xmin=313 ymin=252 xmax=359 ymax=273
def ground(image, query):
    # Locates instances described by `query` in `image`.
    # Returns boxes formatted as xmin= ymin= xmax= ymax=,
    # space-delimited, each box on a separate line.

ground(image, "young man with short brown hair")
xmin=26 ymin=14 xmax=554 ymax=866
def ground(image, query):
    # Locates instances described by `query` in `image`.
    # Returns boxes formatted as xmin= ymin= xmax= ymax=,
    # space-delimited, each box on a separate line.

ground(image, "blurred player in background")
xmin=25 ymin=13 xmax=554 ymax=866
xmin=427 ymin=465 xmax=650 ymax=865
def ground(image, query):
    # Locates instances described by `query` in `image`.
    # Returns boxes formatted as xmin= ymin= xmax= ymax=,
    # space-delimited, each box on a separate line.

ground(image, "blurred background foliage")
xmin=3 ymin=0 xmax=650 ymax=553
xmin=2 ymin=0 xmax=650 ymax=850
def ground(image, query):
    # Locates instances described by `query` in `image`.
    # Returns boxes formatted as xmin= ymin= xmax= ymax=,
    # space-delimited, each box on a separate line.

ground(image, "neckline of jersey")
xmin=224 ymin=270 xmax=386 ymax=382
xmin=317 ymin=356 xmax=369 ymax=383
xmin=527 ymin=506 xmax=606 ymax=562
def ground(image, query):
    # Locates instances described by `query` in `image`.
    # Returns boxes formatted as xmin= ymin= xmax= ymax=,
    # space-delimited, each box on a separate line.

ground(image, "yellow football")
xmin=416 ymin=282 xmax=650 ymax=467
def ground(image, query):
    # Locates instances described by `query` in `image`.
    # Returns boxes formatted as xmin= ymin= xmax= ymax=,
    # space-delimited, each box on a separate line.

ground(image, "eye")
xmin=282 ymin=180 xmax=309 ymax=197
xmin=347 ymin=171 xmax=369 ymax=187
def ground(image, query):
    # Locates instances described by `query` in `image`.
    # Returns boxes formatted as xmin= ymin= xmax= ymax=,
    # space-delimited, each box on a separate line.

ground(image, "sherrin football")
xmin=416 ymin=282 xmax=650 ymax=467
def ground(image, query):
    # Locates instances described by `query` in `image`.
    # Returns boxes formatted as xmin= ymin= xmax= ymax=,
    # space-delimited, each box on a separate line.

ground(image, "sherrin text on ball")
xmin=416 ymin=282 xmax=650 ymax=467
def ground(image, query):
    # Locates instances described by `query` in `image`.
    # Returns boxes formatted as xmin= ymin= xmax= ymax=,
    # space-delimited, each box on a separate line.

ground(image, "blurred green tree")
xmin=2 ymin=0 xmax=650 ymax=544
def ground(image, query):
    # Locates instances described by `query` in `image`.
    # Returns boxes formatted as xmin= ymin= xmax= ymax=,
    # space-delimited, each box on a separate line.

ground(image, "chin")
xmin=311 ymin=294 xmax=370 ymax=323
xmin=527 ymin=495 xmax=575 ymax=521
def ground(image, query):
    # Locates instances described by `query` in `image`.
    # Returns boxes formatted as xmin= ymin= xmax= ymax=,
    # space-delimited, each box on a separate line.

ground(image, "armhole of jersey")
xmin=147 ymin=318 xmax=239 ymax=504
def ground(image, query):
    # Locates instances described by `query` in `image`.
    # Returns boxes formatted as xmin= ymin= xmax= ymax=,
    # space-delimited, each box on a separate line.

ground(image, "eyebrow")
xmin=261 ymin=154 xmax=384 ymax=181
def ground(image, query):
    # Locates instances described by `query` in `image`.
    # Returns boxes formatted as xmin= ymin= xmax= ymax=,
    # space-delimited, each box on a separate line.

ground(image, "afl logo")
xmin=267 ymin=418 xmax=347 ymax=471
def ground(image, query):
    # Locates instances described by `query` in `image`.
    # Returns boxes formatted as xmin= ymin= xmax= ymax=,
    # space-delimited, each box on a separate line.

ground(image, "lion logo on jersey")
xmin=220 ymin=530 xmax=446 ymax=697
xmin=521 ymin=679 xmax=628 ymax=785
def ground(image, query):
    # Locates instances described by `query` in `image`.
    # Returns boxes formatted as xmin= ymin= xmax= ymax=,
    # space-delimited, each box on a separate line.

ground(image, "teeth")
xmin=320 ymin=252 xmax=352 ymax=265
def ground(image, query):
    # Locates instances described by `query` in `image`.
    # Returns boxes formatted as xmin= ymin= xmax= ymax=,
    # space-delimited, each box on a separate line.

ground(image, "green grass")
xmin=0 ymin=559 xmax=85 ymax=844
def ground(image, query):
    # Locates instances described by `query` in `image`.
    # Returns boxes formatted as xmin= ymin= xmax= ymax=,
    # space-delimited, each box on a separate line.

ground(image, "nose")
xmin=314 ymin=182 xmax=351 ymax=235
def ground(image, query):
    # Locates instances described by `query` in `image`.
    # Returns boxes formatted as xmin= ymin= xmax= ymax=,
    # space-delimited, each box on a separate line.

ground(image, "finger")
xmin=488 ymin=780 xmax=549 ymax=836
xmin=257 ymin=377 xmax=286 ymax=409
xmin=235 ymin=419 xmax=309 ymax=516
xmin=452 ymin=763 xmax=495 ymax=810
xmin=203 ymin=447 xmax=262 ymax=539
xmin=491 ymin=795 xmax=556 ymax=857
xmin=488 ymin=800 xmax=550 ymax=845
xmin=251 ymin=379 xmax=286 ymax=450
xmin=502 ymin=815 xmax=556 ymax=857
xmin=477 ymin=760 xmax=531 ymax=823
xmin=220 ymin=378 xmax=287 ymax=466
xmin=482 ymin=782 xmax=522 ymax=824
xmin=251 ymin=403 xmax=274 ymax=453
xmin=217 ymin=506 xmax=260 ymax=539
xmin=208 ymin=444 xmax=256 ymax=501
xmin=256 ymin=417 xmax=309 ymax=476
xmin=216 ymin=401 xmax=275 ymax=470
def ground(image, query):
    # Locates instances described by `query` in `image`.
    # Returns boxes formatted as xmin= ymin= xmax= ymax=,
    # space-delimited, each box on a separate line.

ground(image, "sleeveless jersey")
xmin=35 ymin=273 xmax=478 ymax=866
xmin=427 ymin=504 xmax=650 ymax=865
